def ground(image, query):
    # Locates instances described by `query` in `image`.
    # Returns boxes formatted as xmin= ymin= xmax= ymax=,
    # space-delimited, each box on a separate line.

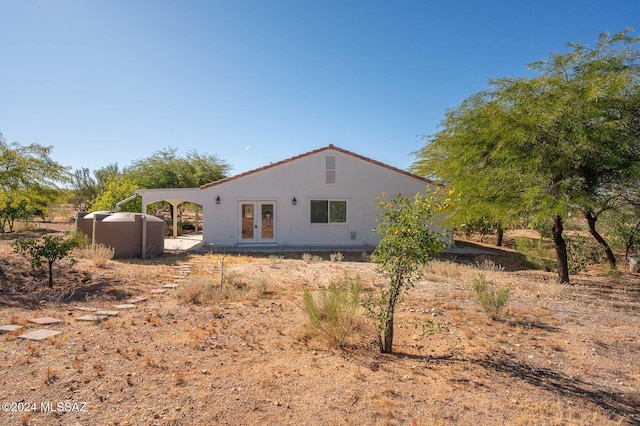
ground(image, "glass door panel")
xmin=261 ymin=204 xmax=274 ymax=239
xmin=241 ymin=204 xmax=254 ymax=240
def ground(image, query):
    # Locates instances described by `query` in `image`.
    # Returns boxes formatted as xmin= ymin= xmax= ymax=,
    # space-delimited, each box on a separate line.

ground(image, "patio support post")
xmin=172 ymin=203 xmax=179 ymax=238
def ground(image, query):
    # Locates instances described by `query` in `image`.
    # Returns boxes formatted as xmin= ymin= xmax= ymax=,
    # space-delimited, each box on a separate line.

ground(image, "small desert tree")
xmin=13 ymin=234 xmax=78 ymax=288
xmin=366 ymin=190 xmax=454 ymax=353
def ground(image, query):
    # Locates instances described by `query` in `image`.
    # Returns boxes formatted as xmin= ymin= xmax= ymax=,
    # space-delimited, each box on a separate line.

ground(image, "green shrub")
xmin=12 ymin=234 xmax=78 ymax=288
xmin=565 ymin=234 xmax=601 ymax=274
xmin=68 ymin=230 xmax=91 ymax=249
xmin=301 ymin=275 xmax=361 ymax=347
xmin=472 ymin=274 xmax=510 ymax=320
xmin=514 ymin=237 xmax=556 ymax=271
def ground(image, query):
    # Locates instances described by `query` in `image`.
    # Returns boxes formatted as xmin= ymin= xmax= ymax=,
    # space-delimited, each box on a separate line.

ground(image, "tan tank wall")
xmin=75 ymin=212 xmax=93 ymax=239
xmin=90 ymin=213 xmax=164 ymax=259
xmin=145 ymin=216 xmax=165 ymax=257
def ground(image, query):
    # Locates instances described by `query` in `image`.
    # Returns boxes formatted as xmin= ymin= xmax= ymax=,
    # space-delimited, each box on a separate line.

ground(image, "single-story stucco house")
xmin=134 ymin=145 xmax=434 ymax=250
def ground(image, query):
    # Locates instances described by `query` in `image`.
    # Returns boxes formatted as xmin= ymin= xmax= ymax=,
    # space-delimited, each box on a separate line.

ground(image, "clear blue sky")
xmin=1 ymin=1 xmax=638 ymax=177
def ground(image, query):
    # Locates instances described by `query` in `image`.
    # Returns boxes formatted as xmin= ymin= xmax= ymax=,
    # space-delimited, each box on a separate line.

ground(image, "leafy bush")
xmin=460 ymin=216 xmax=496 ymax=242
xmin=565 ymin=235 xmax=601 ymax=274
xmin=514 ymin=237 xmax=556 ymax=271
xmin=472 ymin=274 xmax=510 ymax=320
xmin=301 ymin=275 xmax=361 ymax=347
xmin=601 ymin=208 xmax=640 ymax=259
xmin=12 ymin=234 xmax=79 ymax=287
xmin=68 ymin=230 xmax=92 ymax=249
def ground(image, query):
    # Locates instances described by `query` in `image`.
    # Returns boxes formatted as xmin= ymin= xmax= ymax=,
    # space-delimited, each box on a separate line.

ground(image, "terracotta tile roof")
xmin=199 ymin=144 xmax=433 ymax=189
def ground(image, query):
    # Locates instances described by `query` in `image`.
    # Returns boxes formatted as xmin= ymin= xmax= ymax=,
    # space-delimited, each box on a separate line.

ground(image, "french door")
xmin=239 ymin=201 xmax=276 ymax=244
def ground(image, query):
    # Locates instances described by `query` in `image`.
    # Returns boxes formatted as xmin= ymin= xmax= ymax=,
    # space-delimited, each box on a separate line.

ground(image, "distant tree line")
xmin=0 ymin=134 xmax=230 ymax=231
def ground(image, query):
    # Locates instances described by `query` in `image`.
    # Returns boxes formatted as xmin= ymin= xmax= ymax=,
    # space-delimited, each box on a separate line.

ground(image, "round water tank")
xmin=76 ymin=211 xmax=112 ymax=240
xmin=93 ymin=213 xmax=164 ymax=258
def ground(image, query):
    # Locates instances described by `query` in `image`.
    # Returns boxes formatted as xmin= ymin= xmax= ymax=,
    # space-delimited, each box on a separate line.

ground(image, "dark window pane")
xmin=329 ymin=201 xmax=347 ymax=223
xmin=310 ymin=200 xmax=328 ymax=223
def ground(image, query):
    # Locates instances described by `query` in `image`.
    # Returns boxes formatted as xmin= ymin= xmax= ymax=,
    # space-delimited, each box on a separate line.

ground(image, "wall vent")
xmin=325 ymin=155 xmax=336 ymax=184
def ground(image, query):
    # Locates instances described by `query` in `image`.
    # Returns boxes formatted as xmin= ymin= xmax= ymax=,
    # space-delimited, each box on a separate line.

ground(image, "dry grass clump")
xmin=472 ymin=274 xmax=510 ymax=320
xmin=75 ymin=243 xmax=115 ymax=268
xmin=475 ymin=257 xmax=505 ymax=272
xmin=301 ymin=275 xmax=362 ymax=347
xmin=329 ymin=252 xmax=344 ymax=262
xmin=423 ymin=259 xmax=474 ymax=280
xmin=176 ymin=274 xmax=267 ymax=304
xmin=302 ymin=253 xmax=323 ymax=263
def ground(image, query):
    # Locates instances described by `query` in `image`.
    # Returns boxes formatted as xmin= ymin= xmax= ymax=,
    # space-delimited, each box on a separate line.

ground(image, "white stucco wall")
xmin=200 ymin=148 xmax=432 ymax=248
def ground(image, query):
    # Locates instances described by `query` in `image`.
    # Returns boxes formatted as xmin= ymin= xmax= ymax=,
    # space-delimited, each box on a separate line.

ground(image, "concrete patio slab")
xmin=0 ymin=325 xmax=24 ymax=333
xmin=95 ymin=310 xmax=119 ymax=316
xmin=75 ymin=306 xmax=98 ymax=312
xmin=164 ymin=234 xmax=203 ymax=252
xmin=114 ymin=304 xmax=137 ymax=309
xmin=18 ymin=329 xmax=62 ymax=341
xmin=76 ymin=315 xmax=108 ymax=322
xmin=28 ymin=317 xmax=63 ymax=325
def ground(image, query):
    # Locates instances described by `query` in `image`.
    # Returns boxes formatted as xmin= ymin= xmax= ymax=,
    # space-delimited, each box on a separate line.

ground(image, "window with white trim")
xmin=310 ymin=200 xmax=347 ymax=223
xmin=325 ymin=155 xmax=336 ymax=184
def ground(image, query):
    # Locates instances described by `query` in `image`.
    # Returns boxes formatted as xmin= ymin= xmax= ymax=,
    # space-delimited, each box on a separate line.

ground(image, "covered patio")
xmin=135 ymin=188 xmax=207 ymax=240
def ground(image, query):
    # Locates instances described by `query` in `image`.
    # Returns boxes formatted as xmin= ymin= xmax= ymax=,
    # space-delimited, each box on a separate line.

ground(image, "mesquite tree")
xmin=412 ymin=30 xmax=640 ymax=282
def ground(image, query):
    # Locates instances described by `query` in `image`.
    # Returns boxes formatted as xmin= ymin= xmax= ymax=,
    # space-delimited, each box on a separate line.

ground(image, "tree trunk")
xmin=584 ymin=210 xmax=616 ymax=268
xmin=552 ymin=215 xmax=570 ymax=284
xmin=382 ymin=310 xmax=395 ymax=354
xmin=47 ymin=261 xmax=54 ymax=288
xmin=624 ymin=220 xmax=640 ymax=260
xmin=381 ymin=278 xmax=403 ymax=353
xmin=496 ymin=223 xmax=504 ymax=247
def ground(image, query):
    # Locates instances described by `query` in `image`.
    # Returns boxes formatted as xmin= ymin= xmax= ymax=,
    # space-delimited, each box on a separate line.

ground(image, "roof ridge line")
xmin=200 ymin=144 xmax=432 ymax=189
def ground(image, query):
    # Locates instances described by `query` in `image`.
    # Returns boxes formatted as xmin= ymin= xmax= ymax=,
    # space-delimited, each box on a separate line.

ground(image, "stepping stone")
xmin=114 ymin=304 xmax=137 ymax=310
xmin=162 ymin=283 xmax=179 ymax=289
xmin=95 ymin=310 xmax=119 ymax=316
xmin=75 ymin=306 xmax=98 ymax=312
xmin=125 ymin=296 xmax=148 ymax=304
xmin=18 ymin=329 xmax=61 ymax=341
xmin=172 ymin=275 xmax=186 ymax=279
xmin=28 ymin=317 xmax=63 ymax=325
xmin=150 ymin=289 xmax=167 ymax=294
xmin=76 ymin=315 xmax=108 ymax=322
xmin=0 ymin=325 xmax=24 ymax=333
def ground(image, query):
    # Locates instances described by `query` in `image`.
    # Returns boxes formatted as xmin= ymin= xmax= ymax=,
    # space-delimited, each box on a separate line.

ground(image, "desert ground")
xmin=0 ymin=222 xmax=638 ymax=426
